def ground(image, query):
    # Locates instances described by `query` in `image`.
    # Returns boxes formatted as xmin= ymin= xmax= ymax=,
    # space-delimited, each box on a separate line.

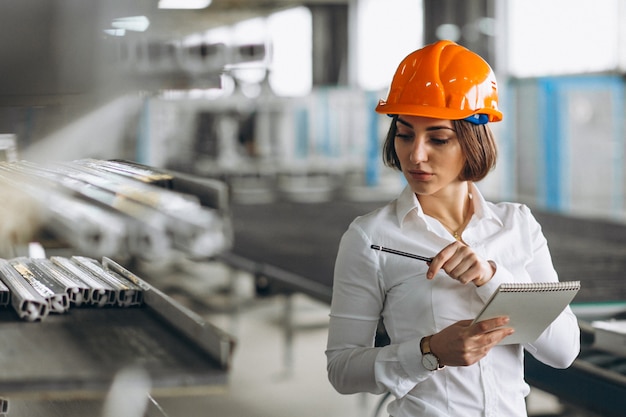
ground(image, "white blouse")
xmin=326 ymin=185 xmax=580 ymax=417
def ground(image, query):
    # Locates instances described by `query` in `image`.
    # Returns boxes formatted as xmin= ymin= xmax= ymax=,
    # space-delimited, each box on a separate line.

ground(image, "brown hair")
xmin=382 ymin=116 xmax=498 ymax=182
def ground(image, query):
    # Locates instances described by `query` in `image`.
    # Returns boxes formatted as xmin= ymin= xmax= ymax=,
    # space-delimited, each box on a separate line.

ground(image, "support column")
xmin=423 ymin=0 xmax=496 ymax=69
xmin=307 ymin=3 xmax=349 ymax=86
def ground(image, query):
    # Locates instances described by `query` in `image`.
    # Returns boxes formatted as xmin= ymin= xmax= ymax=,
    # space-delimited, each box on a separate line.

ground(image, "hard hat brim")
xmin=375 ymin=100 xmax=503 ymax=123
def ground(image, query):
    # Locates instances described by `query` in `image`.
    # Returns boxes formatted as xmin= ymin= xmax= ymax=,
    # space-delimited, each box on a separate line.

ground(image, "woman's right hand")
xmin=429 ymin=317 xmax=514 ymax=367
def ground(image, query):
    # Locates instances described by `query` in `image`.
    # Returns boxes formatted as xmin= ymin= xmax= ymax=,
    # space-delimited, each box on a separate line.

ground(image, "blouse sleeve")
xmin=325 ymin=223 xmax=434 ymax=397
xmin=521 ymin=206 xmax=580 ymax=368
xmin=325 ymin=223 xmax=386 ymax=394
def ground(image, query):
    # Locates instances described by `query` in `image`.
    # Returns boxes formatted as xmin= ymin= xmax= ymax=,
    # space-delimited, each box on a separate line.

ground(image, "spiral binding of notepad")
xmin=498 ymin=281 xmax=581 ymax=292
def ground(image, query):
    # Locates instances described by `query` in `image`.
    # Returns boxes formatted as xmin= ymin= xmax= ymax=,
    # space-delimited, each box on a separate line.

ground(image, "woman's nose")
xmin=409 ymin=140 xmax=428 ymax=164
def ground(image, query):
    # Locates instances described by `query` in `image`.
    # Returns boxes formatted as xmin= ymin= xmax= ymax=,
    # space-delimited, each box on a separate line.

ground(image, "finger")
xmin=427 ymin=242 xmax=461 ymax=279
xmin=450 ymin=259 xmax=482 ymax=284
xmin=483 ymin=327 xmax=516 ymax=345
xmin=445 ymin=257 xmax=471 ymax=280
xmin=426 ymin=256 xmax=445 ymax=279
xmin=445 ymin=245 xmax=483 ymax=280
xmin=472 ymin=316 xmax=510 ymax=334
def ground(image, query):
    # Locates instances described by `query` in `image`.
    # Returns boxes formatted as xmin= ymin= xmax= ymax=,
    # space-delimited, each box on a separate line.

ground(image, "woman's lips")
xmin=407 ymin=170 xmax=433 ymax=181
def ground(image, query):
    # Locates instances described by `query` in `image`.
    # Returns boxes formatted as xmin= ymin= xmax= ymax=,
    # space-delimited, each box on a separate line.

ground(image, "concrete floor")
xmin=145 ymin=259 xmax=374 ymax=417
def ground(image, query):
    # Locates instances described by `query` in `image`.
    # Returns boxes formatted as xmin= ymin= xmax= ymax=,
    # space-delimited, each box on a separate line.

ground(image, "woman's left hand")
xmin=426 ymin=241 xmax=495 ymax=286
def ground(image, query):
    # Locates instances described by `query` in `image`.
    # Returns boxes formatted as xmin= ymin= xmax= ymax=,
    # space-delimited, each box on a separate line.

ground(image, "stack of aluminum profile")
xmin=55 ymin=161 xmax=227 ymax=259
xmin=0 ymin=259 xmax=49 ymax=322
xmin=101 ymin=256 xmax=150 ymax=292
xmin=30 ymin=258 xmax=90 ymax=307
xmin=0 ymin=256 xmax=147 ymax=321
xmin=0 ymin=279 xmax=8 ymax=307
xmin=50 ymin=256 xmax=117 ymax=307
xmin=75 ymin=159 xmax=174 ymax=188
xmin=69 ymin=256 xmax=143 ymax=307
xmin=14 ymin=161 xmax=175 ymax=259
xmin=0 ymin=159 xmax=230 ymax=260
xmin=0 ymin=396 xmax=7 ymax=416
xmin=9 ymin=257 xmax=70 ymax=314
xmin=0 ymin=164 xmax=130 ymax=257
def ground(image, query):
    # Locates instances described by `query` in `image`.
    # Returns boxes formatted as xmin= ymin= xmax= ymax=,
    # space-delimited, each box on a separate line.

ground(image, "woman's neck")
xmin=418 ymin=182 xmax=474 ymax=236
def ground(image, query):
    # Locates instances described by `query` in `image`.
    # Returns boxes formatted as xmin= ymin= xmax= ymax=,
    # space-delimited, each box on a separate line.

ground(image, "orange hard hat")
xmin=375 ymin=40 xmax=502 ymax=123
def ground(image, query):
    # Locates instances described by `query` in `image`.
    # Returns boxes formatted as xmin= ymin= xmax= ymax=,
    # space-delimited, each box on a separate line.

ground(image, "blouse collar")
xmin=395 ymin=184 xmax=502 ymax=229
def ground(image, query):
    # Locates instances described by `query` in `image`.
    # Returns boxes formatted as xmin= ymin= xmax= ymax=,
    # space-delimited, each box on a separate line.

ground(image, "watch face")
xmin=422 ymin=353 xmax=439 ymax=371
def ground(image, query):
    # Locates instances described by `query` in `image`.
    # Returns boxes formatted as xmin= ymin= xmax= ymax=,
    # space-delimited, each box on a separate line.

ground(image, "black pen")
xmin=371 ymin=245 xmax=433 ymax=263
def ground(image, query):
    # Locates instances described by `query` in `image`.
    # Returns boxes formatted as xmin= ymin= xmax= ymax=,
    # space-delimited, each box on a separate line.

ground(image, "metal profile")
xmin=9 ymin=257 xmax=70 ymax=314
xmin=0 ymin=279 xmax=9 ymax=307
xmin=75 ymin=158 xmax=174 ymax=187
xmin=49 ymin=256 xmax=112 ymax=307
xmin=56 ymin=161 xmax=227 ymax=259
xmin=0 ymin=167 xmax=129 ymax=258
xmin=0 ymin=396 xmax=7 ymax=415
xmin=0 ymin=159 xmax=231 ymax=259
xmin=5 ymin=161 xmax=174 ymax=258
xmin=0 ymin=259 xmax=49 ymax=321
xmin=70 ymin=256 xmax=143 ymax=307
xmin=31 ymin=258 xmax=90 ymax=307
xmin=101 ymin=257 xmax=235 ymax=369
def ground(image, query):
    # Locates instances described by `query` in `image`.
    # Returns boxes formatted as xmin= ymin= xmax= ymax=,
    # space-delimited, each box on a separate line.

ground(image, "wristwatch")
xmin=420 ymin=335 xmax=444 ymax=371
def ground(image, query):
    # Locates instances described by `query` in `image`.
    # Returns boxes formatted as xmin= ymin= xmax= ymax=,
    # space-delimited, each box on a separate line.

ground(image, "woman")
xmin=325 ymin=40 xmax=580 ymax=417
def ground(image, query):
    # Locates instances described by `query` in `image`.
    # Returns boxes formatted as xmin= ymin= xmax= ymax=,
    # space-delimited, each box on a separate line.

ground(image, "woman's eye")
xmin=395 ymin=132 xmax=413 ymax=140
xmin=430 ymin=138 xmax=449 ymax=145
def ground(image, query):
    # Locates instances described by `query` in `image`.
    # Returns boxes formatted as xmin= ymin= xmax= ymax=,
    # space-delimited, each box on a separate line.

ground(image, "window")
xmin=507 ymin=0 xmax=621 ymax=76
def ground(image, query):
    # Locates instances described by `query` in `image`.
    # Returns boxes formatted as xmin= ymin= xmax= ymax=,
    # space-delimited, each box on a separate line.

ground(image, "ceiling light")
xmin=158 ymin=0 xmax=212 ymax=9
xmin=104 ymin=28 xmax=126 ymax=36
xmin=112 ymin=16 xmax=150 ymax=32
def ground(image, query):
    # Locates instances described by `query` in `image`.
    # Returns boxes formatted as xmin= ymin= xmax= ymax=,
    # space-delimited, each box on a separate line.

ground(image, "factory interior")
xmin=0 ymin=0 xmax=626 ymax=416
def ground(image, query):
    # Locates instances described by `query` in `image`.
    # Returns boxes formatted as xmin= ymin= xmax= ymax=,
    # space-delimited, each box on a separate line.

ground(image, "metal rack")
xmin=0 ymin=256 xmax=235 ymax=414
xmin=0 ymin=161 xmax=237 ymax=416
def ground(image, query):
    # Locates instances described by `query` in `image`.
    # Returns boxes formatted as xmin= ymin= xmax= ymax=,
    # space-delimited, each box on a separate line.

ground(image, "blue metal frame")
xmin=365 ymin=90 xmax=380 ymax=186
xmin=537 ymin=75 xmax=624 ymax=214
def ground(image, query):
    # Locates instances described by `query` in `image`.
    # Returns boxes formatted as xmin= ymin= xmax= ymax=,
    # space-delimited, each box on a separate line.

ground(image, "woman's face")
xmin=394 ymin=115 xmax=466 ymax=197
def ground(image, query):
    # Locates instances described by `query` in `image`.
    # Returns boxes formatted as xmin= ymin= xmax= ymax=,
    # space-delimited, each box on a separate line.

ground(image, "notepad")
xmin=472 ymin=281 xmax=581 ymax=345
